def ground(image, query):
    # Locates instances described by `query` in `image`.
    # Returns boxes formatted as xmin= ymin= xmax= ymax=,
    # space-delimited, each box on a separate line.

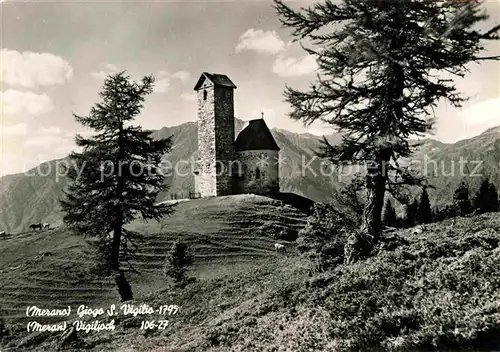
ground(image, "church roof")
xmin=235 ymin=119 xmax=280 ymax=152
xmin=193 ymin=72 xmax=237 ymax=90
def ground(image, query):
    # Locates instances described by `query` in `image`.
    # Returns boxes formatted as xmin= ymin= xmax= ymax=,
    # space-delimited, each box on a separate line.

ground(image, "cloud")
xmin=181 ymin=92 xmax=197 ymax=102
xmin=1 ymin=123 xmax=29 ymax=136
xmin=459 ymin=98 xmax=500 ymax=126
xmin=24 ymin=135 xmax=70 ymax=147
xmin=105 ymin=63 xmax=119 ymax=72
xmin=153 ymin=70 xmax=191 ymax=93
xmin=90 ymin=63 xmax=120 ymax=80
xmin=305 ymin=125 xmax=334 ymax=136
xmin=235 ymin=28 xmax=317 ymax=77
xmin=236 ymin=29 xmax=288 ymax=55
xmin=1 ymin=89 xmax=54 ymax=115
xmin=63 ymin=130 xmax=96 ymax=139
xmin=52 ymin=143 xmax=78 ymax=156
xmin=38 ymin=126 xmax=62 ymax=135
xmin=76 ymin=131 xmax=96 ymax=138
xmin=90 ymin=71 xmax=109 ymax=79
xmin=1 ymin=49 xmax=73 ymax=88
xmin=272 ymin=54 xmax=318 ymax=77
xmin=172 ymin=70 xmax=191 ymax=83
xmin=154 ymin=71 xmax=171 ymax=93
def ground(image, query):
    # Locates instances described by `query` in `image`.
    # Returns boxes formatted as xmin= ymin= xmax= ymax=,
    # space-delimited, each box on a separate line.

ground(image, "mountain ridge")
xmin=0 ymin=122 xmax=499 ymax=233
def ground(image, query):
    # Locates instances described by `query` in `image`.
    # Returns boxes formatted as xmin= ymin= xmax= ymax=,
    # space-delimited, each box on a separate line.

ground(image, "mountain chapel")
xmin=193 ymin=72 xmax=280 ymax=198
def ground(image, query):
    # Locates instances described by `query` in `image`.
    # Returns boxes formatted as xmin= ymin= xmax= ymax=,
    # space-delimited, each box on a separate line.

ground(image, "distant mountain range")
xmin=0 ymin=120 xmax=499 ymax=233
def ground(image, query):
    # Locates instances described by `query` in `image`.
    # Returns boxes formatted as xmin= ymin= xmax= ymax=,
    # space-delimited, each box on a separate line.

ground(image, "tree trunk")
xmin=344 ymin=156 xmax=388 ymax=264
xmin=110 ymin=117 xmax=125 ymax=272
xmin=114 ymin=271 xmax=133 ymax=302
xmin=109 ymin=206 xmax=123 ymax=271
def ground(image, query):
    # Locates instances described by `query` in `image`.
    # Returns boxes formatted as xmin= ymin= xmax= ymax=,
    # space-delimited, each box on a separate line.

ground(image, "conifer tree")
xmin=275 ymin=0 xmax=500 ymax=262
xmin=60 ymin=72 xmax=174 ymax=273
xmin=474 ymin=178 xmax=500 ymax=213
xmin=488 ymin=182 xmax=499 ymax=212
xmin=453 ymin=180 xmax=471 ymax=216
xmin=417 ymin=187 xmax=433 ymax=224
xmin=473 ymin=178 xmax=490 ymax=213
xmin=382 ymin=198 xmax=397 ymax=228
xmin=404 ymin=198 xmax=419 ymax=228
xmin=164 ymin=240 xmax=194 ymax=285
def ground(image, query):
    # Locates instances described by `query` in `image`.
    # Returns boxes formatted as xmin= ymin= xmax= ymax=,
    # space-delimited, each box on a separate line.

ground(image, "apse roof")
xmin=234 ymin=119 xmax=280 ymax=152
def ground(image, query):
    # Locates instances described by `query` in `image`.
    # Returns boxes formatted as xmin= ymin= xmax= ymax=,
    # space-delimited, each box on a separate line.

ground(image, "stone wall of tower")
xmin=196 ymin=80 xmax=235 ymax=197
xmin=214 ymin=86 xmax=235 ymax=195
xmin=197 ymin=82 xmax=217 ymax=197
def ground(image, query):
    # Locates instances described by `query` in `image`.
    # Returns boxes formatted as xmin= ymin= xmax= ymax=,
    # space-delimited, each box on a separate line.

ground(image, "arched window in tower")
xmin=203 ymin=90 xmax=207 ymax=101
xmin=255 ymin=167 xmax=261 ymax=180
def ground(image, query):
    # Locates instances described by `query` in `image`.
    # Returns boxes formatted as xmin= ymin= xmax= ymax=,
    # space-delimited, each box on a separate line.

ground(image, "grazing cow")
xmin=274 ymin=243 xmax=285 ymax=253
xmin=42 ymin=223 xmax=50 ymax=230
xmin=30 ymin=223 xmax=43 ymax=231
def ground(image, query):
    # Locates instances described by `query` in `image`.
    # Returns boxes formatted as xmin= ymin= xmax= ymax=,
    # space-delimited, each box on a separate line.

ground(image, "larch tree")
xmin=60 ymin=72 xmax=174 ymax=275
xmin=275 ymin=0 xmax=500 ymax=263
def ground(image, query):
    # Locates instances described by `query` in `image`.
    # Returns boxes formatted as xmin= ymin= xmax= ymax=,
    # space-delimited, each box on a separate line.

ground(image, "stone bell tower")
xmin=193 ymin=72 xmax=237 ymax=197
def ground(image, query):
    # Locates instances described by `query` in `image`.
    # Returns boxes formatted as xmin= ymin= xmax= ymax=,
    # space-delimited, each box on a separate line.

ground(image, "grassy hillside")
xmin=0 ymin=195 xmax=307 ymax=329
xmin=3 ymin=211 xmax=500 ymax=351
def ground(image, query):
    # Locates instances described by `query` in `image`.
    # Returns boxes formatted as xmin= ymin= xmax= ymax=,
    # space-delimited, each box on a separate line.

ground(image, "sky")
xmin=1 ymin=0 xmax=499 ymax=176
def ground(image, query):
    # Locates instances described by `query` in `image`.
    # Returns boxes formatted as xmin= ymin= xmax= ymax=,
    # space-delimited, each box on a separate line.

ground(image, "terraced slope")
xmin=127 ymin=195 xmax=307 ymax=270
xmin=0 ymin=227 xmax=117 ymax=324
xmin=0 ymin=195 xmax=308 ymax=325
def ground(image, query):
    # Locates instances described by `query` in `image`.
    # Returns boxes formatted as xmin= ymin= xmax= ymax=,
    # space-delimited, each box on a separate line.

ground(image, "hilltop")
xmin=2 ymin=210 xmax=500 ymax=351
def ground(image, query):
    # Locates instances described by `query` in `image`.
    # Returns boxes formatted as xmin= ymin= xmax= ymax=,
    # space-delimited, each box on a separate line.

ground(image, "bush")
xmin=297 ymin=203 xmax=353 ymax=271
xmin=453 ymin=181 xmax=472 ymax=216
xmin=0 ymin=316 xmax=9 ymax=341
xmin=164 ymin=240 xmax=194 ymax=286
xmin=274 ymin=228 xmax=298 ymax=241
xmin=433 ymin=204 xmax=458 ymax=222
